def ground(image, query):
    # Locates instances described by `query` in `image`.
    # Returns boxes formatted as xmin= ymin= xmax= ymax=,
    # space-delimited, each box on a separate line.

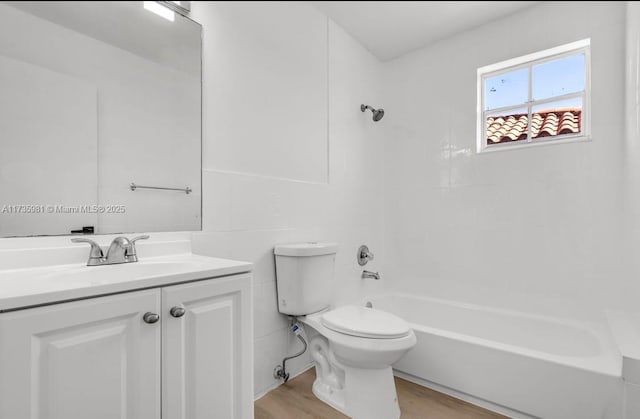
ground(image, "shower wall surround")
xmin=382 ymin=2 xmax=629 ymax=320
xmin=190 ymin=2 xmax=387 ymax=397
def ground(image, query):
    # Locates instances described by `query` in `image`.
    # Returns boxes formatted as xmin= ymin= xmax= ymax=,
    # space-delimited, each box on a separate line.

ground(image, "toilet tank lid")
xmin=274 ymin=242 xmax=338 ymax=257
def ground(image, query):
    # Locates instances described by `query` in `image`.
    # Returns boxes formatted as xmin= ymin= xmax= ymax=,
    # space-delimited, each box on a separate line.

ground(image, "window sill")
xmin=477 ymin=135 xmax=591 ymax=154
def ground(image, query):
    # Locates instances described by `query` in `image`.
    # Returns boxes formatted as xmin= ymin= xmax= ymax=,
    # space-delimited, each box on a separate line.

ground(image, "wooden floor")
xmin=255 ymin=369 xmax=508 ymax=419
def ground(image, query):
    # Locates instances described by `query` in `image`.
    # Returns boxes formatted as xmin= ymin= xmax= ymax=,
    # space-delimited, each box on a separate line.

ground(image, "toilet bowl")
xmin=274 ymin=242 xmax=416 ymax=419
xmin=300 ymin=306 xmax=416 ymax=419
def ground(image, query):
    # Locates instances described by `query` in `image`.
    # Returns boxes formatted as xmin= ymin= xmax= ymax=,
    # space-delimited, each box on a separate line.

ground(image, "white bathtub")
xmin=369 ymin=294 xmax=624 ymax=419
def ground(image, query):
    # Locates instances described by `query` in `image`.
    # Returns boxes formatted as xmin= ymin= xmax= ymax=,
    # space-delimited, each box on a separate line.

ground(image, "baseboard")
xmin=393 ymin=370 xmax=535 ymax=419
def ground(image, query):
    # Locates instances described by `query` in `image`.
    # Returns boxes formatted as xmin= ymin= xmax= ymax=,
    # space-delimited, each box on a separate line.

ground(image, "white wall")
xmin=198 ymin=2 xmax=329 ymax=183
xmin=382 ymin=2 xmax=629 ymax=321
xmin=625 ymin=2 xmax=640 ymax=326
xmin=191 ymin=2 xmax=386 ymax=398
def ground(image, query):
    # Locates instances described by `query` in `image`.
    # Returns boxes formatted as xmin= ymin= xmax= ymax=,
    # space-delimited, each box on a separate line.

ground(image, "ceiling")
xmin=312 ymin=1 xmax=540 ymax=61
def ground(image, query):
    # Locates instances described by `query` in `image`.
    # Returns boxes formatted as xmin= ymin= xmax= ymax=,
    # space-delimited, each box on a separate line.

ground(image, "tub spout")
xmin=362 ymin=270 xmax=380 ymax=280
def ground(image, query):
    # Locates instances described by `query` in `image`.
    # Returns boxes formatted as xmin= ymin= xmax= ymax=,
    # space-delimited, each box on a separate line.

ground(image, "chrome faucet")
xmin=357 ymin=245 xmax=375 ymax=266
xmin=362 ymin=270 xmax=380 ymax=280
xmin=72 ymin=235 xmax=150 ymax=266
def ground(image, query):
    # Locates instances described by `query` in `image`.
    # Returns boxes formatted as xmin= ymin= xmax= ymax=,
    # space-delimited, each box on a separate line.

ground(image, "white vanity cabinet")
xmin=0 ymin=273 xmax=253 ymax=419
xmin=0 ymin=289 xmax=161 ymax=419
xmin=162 ymin=274 xmax=253 ymax=419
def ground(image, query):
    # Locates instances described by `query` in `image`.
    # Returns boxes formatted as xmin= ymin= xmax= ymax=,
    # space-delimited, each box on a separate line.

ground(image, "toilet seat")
xmin=321 ymin=305 xmax=411 ymax=339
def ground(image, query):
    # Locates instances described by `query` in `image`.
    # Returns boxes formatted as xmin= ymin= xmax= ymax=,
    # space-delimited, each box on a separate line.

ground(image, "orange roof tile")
xmin=486 ymin=108 xmax=582 ymax=144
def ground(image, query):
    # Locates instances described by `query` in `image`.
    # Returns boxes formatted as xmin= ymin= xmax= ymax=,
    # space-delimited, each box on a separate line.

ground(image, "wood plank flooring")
xmin=255 ymin=368 xmax=509 ymax=419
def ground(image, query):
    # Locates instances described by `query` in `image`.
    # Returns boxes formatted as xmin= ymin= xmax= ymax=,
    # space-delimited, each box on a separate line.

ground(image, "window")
xmin=477 ymin=39 xmax=590 ymax=153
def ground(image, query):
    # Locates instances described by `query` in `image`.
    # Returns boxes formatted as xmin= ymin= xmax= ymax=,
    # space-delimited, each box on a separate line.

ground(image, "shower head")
xmin=372 ymin=108 xmax=384 ymax=122
xmin=361 ymin=104 xmax=384 ymax=122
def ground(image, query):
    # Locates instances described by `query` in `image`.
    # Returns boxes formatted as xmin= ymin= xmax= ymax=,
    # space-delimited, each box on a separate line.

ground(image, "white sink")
xmin=41 ymin=259 xmax=207 ymax=285
xmin=0 ymin=254 xmax=252 ymax=311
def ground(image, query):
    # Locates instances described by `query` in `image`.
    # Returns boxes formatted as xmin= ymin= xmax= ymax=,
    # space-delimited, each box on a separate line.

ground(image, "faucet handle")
xmin=127 ymin=235 xmax=150 ymax=258
xmin=131 ymin=235 xmax=150 ymax=245
xmin=71 ymin=238 xmax=104 ymax=264
xmin=357 ymin=245 xmax=374 ymax=266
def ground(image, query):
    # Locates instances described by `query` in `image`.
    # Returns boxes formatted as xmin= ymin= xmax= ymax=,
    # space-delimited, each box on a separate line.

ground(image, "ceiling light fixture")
xmin=143 ymin=1 xmax=175 ymax=22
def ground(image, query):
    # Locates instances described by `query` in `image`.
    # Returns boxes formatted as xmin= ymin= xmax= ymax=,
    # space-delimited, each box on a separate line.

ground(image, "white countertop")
xmin=0 ymin=253 xmax=252 ymax=312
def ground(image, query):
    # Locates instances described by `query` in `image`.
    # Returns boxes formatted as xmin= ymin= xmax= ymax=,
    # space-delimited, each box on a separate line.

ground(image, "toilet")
xmin=274 ymin=243 xmax=416 ymax=419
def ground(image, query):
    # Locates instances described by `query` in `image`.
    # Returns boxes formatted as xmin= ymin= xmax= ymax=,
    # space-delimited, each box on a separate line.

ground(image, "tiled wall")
xmin=191 ymin=2 xmax=387 ymax=398
xmin=381 ymin=2 xmax=630 ymax=321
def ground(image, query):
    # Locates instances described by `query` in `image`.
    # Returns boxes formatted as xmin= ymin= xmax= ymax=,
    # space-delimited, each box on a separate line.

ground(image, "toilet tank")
xmin=274 ymin=242 xmax=338 ymax=316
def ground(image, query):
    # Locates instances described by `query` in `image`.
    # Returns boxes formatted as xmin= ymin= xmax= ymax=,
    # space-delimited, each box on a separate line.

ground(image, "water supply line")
xmin=274 ymin=318 xmax=308 ymax=383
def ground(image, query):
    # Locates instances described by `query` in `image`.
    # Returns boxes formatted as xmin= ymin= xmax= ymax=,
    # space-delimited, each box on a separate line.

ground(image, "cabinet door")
xmin=0 ymin=290 xmax=161 ymax=419
xmin=162 ymin=274 xmax=253 ymax=419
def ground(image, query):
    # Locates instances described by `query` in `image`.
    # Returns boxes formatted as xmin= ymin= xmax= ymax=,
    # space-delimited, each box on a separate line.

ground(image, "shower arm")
xmin=360 ymin=103 xmax=384 ymax=121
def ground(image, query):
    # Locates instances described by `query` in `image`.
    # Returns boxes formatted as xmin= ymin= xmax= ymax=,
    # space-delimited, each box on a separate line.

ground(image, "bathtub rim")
xmin=367 ymin=292 xmax=622 ymax=378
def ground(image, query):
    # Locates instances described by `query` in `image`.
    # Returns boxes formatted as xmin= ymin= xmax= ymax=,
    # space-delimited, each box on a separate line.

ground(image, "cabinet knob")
xmin=170 ymin=306 xmax=186 ymax=318
xmin=143 ymin=312 xmax=160 ymax=324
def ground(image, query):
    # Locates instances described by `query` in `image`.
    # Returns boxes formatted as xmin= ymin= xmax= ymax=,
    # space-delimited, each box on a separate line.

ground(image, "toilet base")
xmin=311 ymin=359 xmax=400 ymax=419
xmin=302 ymin=311 xmax=414 ymax=419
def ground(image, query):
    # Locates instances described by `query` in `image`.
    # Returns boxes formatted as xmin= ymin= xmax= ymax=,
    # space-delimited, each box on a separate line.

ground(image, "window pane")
xmin=486 ymin=107 xmax=528 ymax=146
xmin=484 ymin=68 xmax=529 ymax=111
xmin=531 ymin=98 xmax=582 ymax=140
xmin=533 ymin=53 xmax=585 ymax=100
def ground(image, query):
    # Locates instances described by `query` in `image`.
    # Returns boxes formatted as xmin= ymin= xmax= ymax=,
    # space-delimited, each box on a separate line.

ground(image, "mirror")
xmin=0 ymin=1 xmax=201 ymax=237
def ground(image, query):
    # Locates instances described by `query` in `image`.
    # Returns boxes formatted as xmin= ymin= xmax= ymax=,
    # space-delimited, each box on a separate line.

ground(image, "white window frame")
xmin=477 ymin=39 xmax=591 ymax=153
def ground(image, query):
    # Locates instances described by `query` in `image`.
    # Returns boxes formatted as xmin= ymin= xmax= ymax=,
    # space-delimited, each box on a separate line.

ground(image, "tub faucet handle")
xmin=358 ymin=245 xmax=374 ymax=266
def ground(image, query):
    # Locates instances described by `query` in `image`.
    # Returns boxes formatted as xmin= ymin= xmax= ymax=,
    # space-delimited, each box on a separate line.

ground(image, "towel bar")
xmin=130 ymin=183 xmax=192 ymax=194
